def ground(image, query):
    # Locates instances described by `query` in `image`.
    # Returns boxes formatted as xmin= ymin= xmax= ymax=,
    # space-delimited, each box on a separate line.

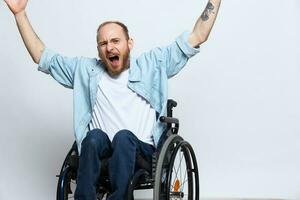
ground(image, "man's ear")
xmin=97 ymin=45 xmax=101 ymax=59
xmin=128 ymin=38 xmax=134 ymax=50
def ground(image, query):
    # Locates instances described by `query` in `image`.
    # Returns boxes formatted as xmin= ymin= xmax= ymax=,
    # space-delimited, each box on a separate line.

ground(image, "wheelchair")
xmin=56 ymin=99 xmax=199 ymax=200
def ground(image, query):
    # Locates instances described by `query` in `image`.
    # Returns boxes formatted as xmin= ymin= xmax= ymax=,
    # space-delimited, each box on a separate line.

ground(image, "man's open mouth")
xmin=108 ymin=55 xmax=120 ymax=66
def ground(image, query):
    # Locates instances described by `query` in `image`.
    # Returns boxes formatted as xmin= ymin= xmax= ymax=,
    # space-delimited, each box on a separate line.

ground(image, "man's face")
xmin=97 ymin=23 xmax=133 ymax=76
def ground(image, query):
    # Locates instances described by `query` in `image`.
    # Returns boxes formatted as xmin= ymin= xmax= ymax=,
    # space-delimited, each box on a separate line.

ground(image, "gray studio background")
xmin=1 ymin=0 xmax=300 ymax=199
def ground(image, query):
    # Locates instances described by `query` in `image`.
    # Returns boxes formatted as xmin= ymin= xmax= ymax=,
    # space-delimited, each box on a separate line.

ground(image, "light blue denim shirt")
xmin=38 ymin=31 xmax=200 ymax=153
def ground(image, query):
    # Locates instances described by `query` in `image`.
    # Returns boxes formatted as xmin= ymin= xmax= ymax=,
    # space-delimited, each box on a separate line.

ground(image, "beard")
xmin=100 ymin=47 xmax=130 ymax=76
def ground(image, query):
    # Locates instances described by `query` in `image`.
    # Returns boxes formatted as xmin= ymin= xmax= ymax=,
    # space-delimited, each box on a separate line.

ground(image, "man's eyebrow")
xmin=98 ymin=37 xmax=120 ymax=43
xmin=110 ymin=37 xmax=120 ymax=41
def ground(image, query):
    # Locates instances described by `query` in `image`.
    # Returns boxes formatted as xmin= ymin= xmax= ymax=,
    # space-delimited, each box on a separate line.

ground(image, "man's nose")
xmin=106 ymin=42 xmax=114 ymax=52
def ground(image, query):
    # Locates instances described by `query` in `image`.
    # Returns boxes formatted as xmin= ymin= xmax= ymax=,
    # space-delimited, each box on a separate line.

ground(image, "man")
xmin=4 ymin=0 xmax=221 ymax=199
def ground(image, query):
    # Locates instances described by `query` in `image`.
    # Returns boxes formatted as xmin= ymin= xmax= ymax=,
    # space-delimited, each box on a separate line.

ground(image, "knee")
xmin=112 ymin=129 xmax=136 ymax=146
xmin=82 ymin=129 xmax=107 ymax=149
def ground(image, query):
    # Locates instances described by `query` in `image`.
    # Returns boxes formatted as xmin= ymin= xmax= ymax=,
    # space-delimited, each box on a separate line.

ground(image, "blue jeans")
xmin=74 ymin=129 xmax=155 ymax=200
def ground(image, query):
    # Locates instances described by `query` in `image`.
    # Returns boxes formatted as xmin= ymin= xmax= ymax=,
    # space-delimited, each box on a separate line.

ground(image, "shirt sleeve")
xmin=146 ymin=31 xmax=200 ymax=78
xmin=175 ymin=31 xmax=200 ymax=59
xmin=38 ymin=48 xmax=81 ymax=89
xmin=165 ymin=31 xmax=200 ymax=78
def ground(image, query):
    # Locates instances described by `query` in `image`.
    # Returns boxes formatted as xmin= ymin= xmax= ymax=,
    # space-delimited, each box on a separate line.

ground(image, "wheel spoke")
xmin=171 ymin=148 xmax=185 ymax=190
xmin=154 ymin=135 xmax=199 ymax=200
xmin=180 ymin=166 xmax=187 ymax=191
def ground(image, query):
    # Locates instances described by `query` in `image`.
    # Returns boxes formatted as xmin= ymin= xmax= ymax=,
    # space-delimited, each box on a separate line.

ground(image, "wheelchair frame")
xmin=56 ymin=99 xmax=199 ymax=200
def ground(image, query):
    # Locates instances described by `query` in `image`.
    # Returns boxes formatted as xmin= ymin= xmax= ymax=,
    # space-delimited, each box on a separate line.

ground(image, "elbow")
xmin=33 ymin=57 xmax=40 ymax=64
xmin=32 ymin=46 xmax=45 ymax=64
xmin=198 ymin=35 xmax=209 ymax=45
xmin=189 ymin=32 xmax=209 ymax=47
xmin=196 ymin=31 xmax=209 ymax=45
xmin=32 ymin=55 xmax=41 ymax=64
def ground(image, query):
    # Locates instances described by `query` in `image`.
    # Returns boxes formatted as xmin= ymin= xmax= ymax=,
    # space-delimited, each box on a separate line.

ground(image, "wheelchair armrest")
xmin=159 ymin=116 xmax=179 ymax=134
xmin=159 ymin=116 xmax=179 ymax=125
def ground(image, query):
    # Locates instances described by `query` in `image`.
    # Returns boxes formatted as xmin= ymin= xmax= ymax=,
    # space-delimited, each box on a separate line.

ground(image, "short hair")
xmin=97 ymin=21 xmax=129 ymax=40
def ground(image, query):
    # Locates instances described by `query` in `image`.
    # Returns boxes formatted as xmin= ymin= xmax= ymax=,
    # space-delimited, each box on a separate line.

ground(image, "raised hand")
xmin=4 ymin=0 xmax=28 ymax=15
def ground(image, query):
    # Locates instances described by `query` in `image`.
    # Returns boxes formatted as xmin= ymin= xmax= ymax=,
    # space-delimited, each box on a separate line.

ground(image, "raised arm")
xmin=4 ymin=0 xmax=45 ymax=64
xmin=188 ymin=0 xmax=221 ymax=47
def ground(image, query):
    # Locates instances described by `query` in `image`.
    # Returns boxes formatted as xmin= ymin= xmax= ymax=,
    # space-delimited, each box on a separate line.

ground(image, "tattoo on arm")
xmin=200 ymin=1 xmax=215 ymax=21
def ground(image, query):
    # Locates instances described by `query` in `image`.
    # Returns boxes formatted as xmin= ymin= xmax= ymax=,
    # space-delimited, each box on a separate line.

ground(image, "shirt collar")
xmin=128 ymin=56 xmax=141 ymax=82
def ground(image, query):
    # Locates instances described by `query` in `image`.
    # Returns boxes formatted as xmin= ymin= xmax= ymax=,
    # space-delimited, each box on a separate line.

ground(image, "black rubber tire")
xmin=57 ymin=146 xmax=76 ymax=200
xmin=56 ymin=149 xmax=107 ymax=200
xmin=153 ymin=134 xmax=199 ymax=200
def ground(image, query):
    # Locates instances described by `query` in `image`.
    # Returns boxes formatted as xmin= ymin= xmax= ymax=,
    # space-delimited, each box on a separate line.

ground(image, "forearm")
xmin=15 ymin=11 xmax=45 ymax=64
xmin=188 ymin=0 xmax=221 ymax=47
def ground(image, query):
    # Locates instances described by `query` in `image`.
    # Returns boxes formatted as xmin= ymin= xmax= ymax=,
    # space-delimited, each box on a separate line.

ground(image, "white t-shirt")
xmin=89 ymin=69 xmax=156 ymax=145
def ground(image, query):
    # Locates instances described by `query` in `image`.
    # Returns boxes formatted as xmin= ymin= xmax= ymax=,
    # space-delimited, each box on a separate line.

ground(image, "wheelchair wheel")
xmin=56 ymin=146 xmax=78 ymax=200
xmin=56 ymin=146 xmax=108 ymax=200
xmin=154 ymin=134 xmax=199 ymax=200
xmin=57 ymin=166 xmax=76 ymax=199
